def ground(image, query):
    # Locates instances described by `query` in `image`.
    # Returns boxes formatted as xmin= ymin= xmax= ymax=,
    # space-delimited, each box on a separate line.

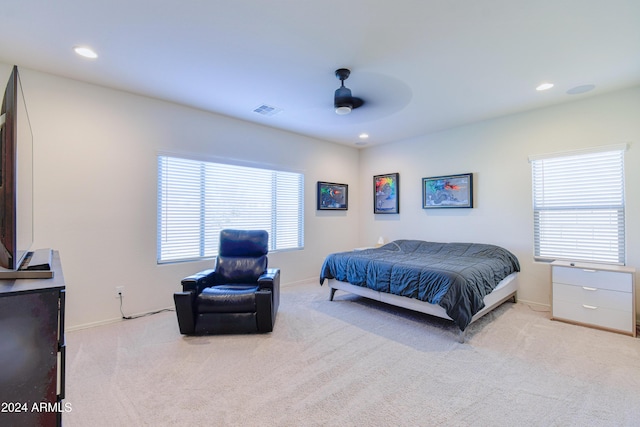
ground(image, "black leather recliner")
xmin=173 ymin=229 xmax=280 ymax=334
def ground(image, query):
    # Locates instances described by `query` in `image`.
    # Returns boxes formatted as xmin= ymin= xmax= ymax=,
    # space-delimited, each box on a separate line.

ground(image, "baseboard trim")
xmin=281 ymin=277 xmax=318 ymax=287
xmin=517 ymin=298 xmax=550 ymax=312
xmin=67 ymin=316 xmax=124 ymax=332
xmin=66 ymin=279 xmax=318 ymax=332
xmin=67 ymin=306 xmax=176 ymax=332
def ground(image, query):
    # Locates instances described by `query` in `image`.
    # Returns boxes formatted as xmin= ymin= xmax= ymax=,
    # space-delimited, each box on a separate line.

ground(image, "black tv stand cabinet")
xmin=0 ymin=250 xmax=65 ymax=427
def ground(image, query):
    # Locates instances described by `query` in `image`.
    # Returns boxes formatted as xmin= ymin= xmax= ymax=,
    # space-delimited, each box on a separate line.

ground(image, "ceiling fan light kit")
xmin=335 ymin=105 xmax=352 ymax=115
xmin=334 ymin=68 xmax=363 ymax=115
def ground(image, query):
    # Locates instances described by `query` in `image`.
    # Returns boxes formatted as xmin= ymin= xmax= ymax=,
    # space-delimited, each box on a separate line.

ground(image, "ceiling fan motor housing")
xmin=334 ymin=68 xmax=363 ymax=113
xmin=335 ymin=85 xmax=354 ymax=108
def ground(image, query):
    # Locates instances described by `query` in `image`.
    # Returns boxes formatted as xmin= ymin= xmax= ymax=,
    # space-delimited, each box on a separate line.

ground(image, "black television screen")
xmin=0 ymin=66 xmax=34 ymax=270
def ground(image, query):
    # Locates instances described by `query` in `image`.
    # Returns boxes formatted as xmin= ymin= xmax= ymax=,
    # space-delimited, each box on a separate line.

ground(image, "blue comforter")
xmin=319 ymin=240 xmax=520 ymax=330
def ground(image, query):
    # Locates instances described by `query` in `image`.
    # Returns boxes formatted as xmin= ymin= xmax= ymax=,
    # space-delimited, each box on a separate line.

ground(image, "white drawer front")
xmin=552 ymin=299 xmax=634 ymax=333
xmin=553 ymin=283 xmax=632 ymax=313
xmin=552 ymin=266 xmax=632 ymax=292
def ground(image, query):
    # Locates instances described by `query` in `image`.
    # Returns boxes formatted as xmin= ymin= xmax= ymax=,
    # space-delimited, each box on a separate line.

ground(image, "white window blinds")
xmin=157 ymin=155 xmax=304 ymax=263
xmin=530 ymin=145 xmax=626 ymax=264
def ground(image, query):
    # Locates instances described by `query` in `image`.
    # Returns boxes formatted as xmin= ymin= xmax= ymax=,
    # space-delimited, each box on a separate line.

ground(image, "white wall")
xmin=0 ymin=63 xmax=361 ymax=329
xmin=359 ymin=86 xmax=640 ymax=315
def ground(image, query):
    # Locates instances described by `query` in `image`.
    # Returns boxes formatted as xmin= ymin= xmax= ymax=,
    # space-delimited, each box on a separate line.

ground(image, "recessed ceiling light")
xmin=74 ymin=46 xmax=98 ymax=59
xmin=359 ymin=133 xmax=369 ymax=139
xmin=536 ymin=82 xmax=554 ymax=91
xmin=566 ymin=84 xmax=595 ymax=95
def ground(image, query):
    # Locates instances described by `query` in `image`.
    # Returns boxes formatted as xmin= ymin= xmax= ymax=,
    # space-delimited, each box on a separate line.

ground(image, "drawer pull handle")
xmin=582 ymin=304 xmax=598 ymax=310
xmin=582 ymin=286 xmax=597 ymax=291
xmin=582 ymin=269 xmax=597 ymax=273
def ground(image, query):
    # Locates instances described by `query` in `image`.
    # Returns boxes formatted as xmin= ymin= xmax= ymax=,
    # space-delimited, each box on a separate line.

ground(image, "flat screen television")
xmin=0 ymin=66 xmax=34 ymax=271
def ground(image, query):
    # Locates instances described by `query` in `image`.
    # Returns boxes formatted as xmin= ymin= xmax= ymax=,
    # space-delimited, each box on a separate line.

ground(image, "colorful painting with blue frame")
xmin=317 ymin=181 xmax=348 ymax=210
xmin=422 ymin=173 xmax=473 ymax=208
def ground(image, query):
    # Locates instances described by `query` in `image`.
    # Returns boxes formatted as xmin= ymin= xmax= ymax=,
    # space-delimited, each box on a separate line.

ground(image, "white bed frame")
xmin=327 ymin=272 xmax=519 ymax=343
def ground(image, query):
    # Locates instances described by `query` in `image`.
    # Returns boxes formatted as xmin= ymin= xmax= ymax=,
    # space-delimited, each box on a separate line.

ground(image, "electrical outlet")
xmin=115 ymin=286 xmax=125 ymax=298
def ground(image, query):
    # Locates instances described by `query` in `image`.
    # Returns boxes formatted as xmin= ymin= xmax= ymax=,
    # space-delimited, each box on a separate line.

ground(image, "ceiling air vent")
xmin=253 ymin=104 xmax=282 ymax=117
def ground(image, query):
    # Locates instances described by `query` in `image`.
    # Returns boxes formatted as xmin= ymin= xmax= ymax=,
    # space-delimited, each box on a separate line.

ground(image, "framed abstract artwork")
xmin=317 ymin=181 xmax=348 ymax=210
xmin=422 ymin=173 xmax=473 ymax=209
xmin=374 ymin=173 xmax=399 ymax=214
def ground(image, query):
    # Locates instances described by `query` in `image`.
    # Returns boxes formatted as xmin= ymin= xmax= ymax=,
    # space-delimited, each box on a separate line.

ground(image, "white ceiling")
xmin=1 ymin=0 xmax=639 ymax=147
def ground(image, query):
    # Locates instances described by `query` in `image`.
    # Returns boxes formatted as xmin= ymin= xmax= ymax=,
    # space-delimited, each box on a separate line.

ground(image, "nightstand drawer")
xmin=552 ymin=299 xmax=634 ymax=333
xmin=552 ymin=266 xmax=632 ymax=292
xmin=553 ymin=283 xmax=632 ymax=313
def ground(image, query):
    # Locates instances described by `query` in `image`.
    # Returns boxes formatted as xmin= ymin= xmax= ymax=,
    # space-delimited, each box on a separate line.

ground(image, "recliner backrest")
xmin=216 ymin=229 xmax=269 ymax=283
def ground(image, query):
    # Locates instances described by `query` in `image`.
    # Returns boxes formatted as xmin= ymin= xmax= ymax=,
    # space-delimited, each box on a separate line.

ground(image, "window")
xmin=530 ymin=144 xmax=626 ymax=264
xmin=157 ymin=155 xmax=304 ymax=263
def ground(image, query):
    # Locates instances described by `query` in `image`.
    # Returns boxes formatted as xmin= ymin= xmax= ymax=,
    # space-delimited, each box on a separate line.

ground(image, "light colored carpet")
xmin=64 ymin=280 xmax=640 ymax=426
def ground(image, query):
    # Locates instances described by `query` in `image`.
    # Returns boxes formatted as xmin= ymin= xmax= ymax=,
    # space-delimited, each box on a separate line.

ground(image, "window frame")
xmin=157 ymin=153 xmax=304 ymax=264
xmin=529 ymin=144 xmax=627 ymax=265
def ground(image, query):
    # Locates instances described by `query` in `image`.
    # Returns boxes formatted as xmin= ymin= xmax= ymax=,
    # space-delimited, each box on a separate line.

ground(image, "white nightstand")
xmin=551 ymin=260 xmax=636 ymax=337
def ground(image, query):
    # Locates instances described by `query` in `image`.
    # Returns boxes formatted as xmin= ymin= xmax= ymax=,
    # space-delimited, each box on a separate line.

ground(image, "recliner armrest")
xmin=174 ymin=291 xmax=196 ymax=334
xmin=258 ymin=268 xmax=280 ymax=290
xmin=258 ymin=268 xmax=280 ymax=330
xmin=181 ymin=268 xmax=217 ymax=293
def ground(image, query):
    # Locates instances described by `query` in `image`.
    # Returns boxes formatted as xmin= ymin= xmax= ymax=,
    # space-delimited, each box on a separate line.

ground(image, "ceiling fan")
xmin=334 ymin=68 xmax=364 ymax=115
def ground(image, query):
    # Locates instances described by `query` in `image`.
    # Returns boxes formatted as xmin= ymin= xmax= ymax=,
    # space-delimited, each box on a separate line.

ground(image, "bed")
xmin=319 ymin=240 xmax=521 ymax=342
